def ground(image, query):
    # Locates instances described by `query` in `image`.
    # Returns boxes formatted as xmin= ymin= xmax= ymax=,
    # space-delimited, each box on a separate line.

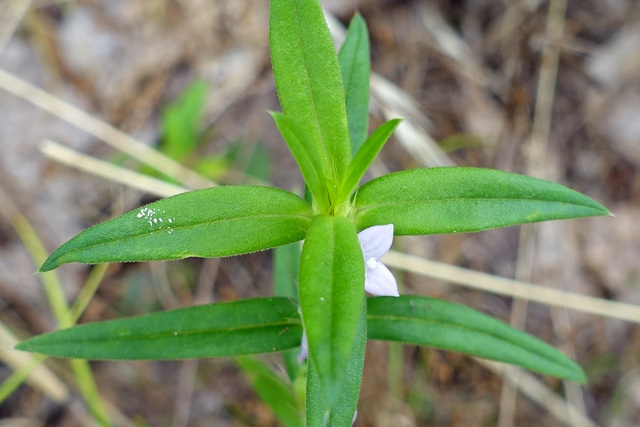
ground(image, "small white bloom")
xmin=297 ymin=224 xmax=399 ymax=364
xmin=297 ymin=330 xmax=308 ymax=364
xmin=358 ymin=224 xmax=399 ymax=297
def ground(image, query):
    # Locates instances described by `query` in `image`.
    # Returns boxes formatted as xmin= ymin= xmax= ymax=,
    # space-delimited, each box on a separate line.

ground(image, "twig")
xmin=0 ymin=0 xmax=33 ymax=54
xmin=478 ymin=359 xmax=598 ymax=427
xmin=324 ymin=9 xmax=452 ymax=168
xmin=173 ymin=259 xmax=219 ymax=427
xmin=0 ymin=185 xmax=114 ymax=425
xmin=382 ymin=250 xmax=640 ymax=324
xmin=418 ymin=5 xmax=488 ymax=89
xmin=375 ymin=99 xmax=453 ymax=167
xmin=0 ymin=324 xmax=67 ymax=403
xmin=41 ymin=139 xmax=187 ymax=198
xmin=499 ymin=0 xmax=587 ymax=425
xmin=0 ymin=68 xmax=215 ymax=189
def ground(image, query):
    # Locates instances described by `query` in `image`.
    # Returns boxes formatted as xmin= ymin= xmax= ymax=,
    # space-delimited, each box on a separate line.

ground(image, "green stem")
xmin=11 ymin=210 xmax=113 ymax=426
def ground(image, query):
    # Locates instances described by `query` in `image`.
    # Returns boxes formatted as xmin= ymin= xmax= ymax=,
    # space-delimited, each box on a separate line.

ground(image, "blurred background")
xmin=0 ymin=0 xmax=639 ymax=426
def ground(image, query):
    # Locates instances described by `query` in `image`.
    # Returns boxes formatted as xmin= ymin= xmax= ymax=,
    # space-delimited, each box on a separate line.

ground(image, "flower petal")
xmin=364 ymin=262 xmax=399 ymax=296
xmin=297 ymin=330 xmax=308 ymax=364
xmin=357 ymin=224 xmax=394 ymax=260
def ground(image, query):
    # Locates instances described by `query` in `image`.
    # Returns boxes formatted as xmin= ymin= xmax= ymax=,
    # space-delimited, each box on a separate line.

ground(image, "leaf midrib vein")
xmin=292 ymin=0 xmax=330 ymax=173
xmin=46 ymin=320 xmax=299 ymax=345
xmin=78 ymin=212 xmax=310 ymax=247
xmin=356 ymin=197 xmax=603 ymax=213
xmin=367 ymin=314 xmax=573 ymax=368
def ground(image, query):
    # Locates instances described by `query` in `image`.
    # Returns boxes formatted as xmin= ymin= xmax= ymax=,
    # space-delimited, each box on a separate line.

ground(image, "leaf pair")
xmin=39 ymin=166 xmax=607 ymax=273
xmin=16 ymin=295 xmax=584 ymax=381
xmin=271 ymin=2 xmax=397 ymax=215
xmin=270 ymin=0 xmax=350 ymax=212
xmin=270 ymin=5 xmax=390 ymax=414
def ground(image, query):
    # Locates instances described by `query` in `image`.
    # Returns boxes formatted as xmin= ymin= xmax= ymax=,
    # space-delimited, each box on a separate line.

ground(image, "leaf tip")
xmin=564 ymin=370 xmax=587 ymax=385
xmin=39 ymin=256 xmax=58 ymax=272
xmin=14 ymin=341 xmax=30 ymax=352
xmin=567 ymin=363 xmax=587 ymax=384
xmin=351 ymin=12 xmax=365 ymax=25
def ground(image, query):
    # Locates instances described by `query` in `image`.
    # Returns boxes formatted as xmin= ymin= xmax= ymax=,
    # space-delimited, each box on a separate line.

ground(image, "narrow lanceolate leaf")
xmin=16 ymin=298 xmax=303 ymax=359
xmin=40 ymin=186 xmax=312 ymax=271
xmin=271 ymin=112 xmax=327 ymax=209
xmin=273 ymin=242 xmax=301 ymax=304
xmin=306 ymin=297 xmax=366 ymax=426
xmin=367 ymin=296 xmax=586 ymax=383
xmin=337 ymin=118 xmax=402 ymax=207
xmin=236 ymin=357 xmax=303 ymax=427
xmin=355 ymin=167 xmax=609 ymax=235
xmin=161 ymin=80 xmax=209 ymax=160
xmin=273 ymin=242 xmax=302 ymax=381
xmin=270 ymin=0 xmax=351 ymax=180
xmin=299 ymin=215 xmax=365 ymax=407
xmin=338 ymin=14 xmax=371 ymax=156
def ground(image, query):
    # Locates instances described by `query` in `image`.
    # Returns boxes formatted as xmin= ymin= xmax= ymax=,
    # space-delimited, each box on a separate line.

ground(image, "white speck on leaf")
xmin=137 ymin=207 xmax=161 ymax=227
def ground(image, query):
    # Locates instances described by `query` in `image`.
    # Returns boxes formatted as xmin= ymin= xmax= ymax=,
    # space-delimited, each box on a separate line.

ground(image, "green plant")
xmin=16 ymin=1 xmax=608 ymax=425
xmin=155 ymin=80 xmax=228 ymax=181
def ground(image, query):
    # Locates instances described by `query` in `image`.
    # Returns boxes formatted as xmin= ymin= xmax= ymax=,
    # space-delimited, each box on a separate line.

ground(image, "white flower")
xmin=358 ymin=224 xmax=399 ymax=297
xmin=297 ymin=330 xmax=308 ymax=364
xmin=297 ymin=224 xmax=399 ymax=364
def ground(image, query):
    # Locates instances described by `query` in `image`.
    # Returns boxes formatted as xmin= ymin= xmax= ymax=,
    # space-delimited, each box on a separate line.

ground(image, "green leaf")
xmin=306 ymin=297 xmax=366 ymax=426
xmin=355 ymin=167 xmax=609 ymax=234
xmin=338 ymin=14 xmax=371 ymax=156
xmin=305 ymin=362 xmax=329 ymax=426
xmin=273 ymin=242 xmax=302 ymax=380
xmin=273 ymin=242 xmax=301 ymax=304
xmin=16 ymin=298 xmax=302 ymax=359
xmin=161 ymin=80 xmax=209 ymax=161
xmin=270 ymin=0 xmax=351 ymax=181
xmin=367 ymin=296 xmax=586 ymax=383
xmin=40 ymin=186 xmax=312 ymax=271
xmin=236 ymin=357 xmax=303 ymax=427
xmin=337 ymin=118 xmax=402 ymax=207
xmin=270 ymin=112 xmax=327 ymax=209
xmin=233 ymin=140 xmax=272 ymax=183
xmin=69 ymin=359 xmax=113 ymax=426
xmin=245 ymin=142 xmax=272 ymax=182
xmin=299 ymin=215 xmax=364 ymax=407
